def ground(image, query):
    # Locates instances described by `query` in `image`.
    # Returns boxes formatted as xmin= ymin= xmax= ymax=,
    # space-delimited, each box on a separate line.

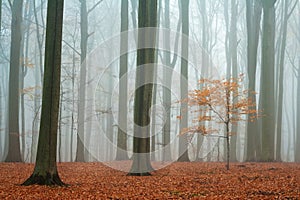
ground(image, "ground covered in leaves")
xmin=0 ymin=162 xmax=299 ymax=199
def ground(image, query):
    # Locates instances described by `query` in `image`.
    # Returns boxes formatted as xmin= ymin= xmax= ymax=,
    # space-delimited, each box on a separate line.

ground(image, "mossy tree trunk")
xmin=22 ymin=0 xmax=65 ymax=186
xmin=128 ymin=0 xmax=157 ymax=176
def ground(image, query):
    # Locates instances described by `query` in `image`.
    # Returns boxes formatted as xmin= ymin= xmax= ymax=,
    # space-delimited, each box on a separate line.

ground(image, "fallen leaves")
xmin=0 ymin=162 xmax=299 ymax=199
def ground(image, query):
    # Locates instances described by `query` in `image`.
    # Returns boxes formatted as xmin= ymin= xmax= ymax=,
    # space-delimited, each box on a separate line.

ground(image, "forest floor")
xmin=0 ymin=161 xmax=299 ymax=199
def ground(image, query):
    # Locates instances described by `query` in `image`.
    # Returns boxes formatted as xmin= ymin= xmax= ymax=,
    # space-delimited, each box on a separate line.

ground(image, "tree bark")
xmin=6 ymin=0 xmax=23 ymax=162
xmin=296 ymin=61 xmax=300 ymax=162
xmin=177 ymin=0 xmax=190 ymax=162
xmin=245 ymin=0 xmax=262 ymax=162
xmin=260 ymin=0 xmax=276 ymax=162
xmin=76 ymin=0 xmax=88 ymax=162
xmin=22 ymin=0 xmax=65 ymax=186
xmin=116 ymin=0 xmax=129 ymax=160
xmin=128 ymin=0 xmax=157 ymax=176
xmin=275 ymin=0 xmax=289 ymax=162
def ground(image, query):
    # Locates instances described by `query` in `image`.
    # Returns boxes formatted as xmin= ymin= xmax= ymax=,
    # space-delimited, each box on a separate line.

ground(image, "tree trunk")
xmin=296 ymin=61 xmax=300 ymax=162
xmin=260 ymin=0 xmax=276 ymax=162
xmin=76 ymin=0 xmax=88 ymax=162
xmin=128 ymin=0 xmax=157 ymax=176
xmin=116 ymin=0 xmax=129 ymax=160
xmin=6 ymin=0 xmax=23 ymax=162
xmin=177 ymin=0 xmax=190 ymax=162
xmin=22 ymin=0 xmax=65 ymax=186
xmin=275 ymin=0 xmax=289 ymax=162
xmin=245 ymin=0 xmax=262 ymax=162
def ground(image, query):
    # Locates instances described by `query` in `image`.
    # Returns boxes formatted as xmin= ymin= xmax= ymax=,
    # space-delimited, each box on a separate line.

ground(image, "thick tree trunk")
xmin=128 ymin=0 xmax=157 ymax=176
xmin=22 ymin=0 xmax=65 ymax=186
xmin=6 ymin=0 xmax=23 ymax=162
xmin=177 ymin=0 xmax=190 ymax=162
xmin=260 ymin=0 xmax=276 ymax=162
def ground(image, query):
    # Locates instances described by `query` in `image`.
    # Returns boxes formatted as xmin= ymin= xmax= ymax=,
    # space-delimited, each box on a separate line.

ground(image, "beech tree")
xmin=5 ymin=0 xmax=23 ymax=162
xmin=22 ymin=0 xmax=65 ymax=186
xmin=177 ymin=0 xmax=190 ymax=162
xmin=245 ymin=0 xmax=262 ymax=162
xmin=116 ymin=0 xmax=129 ymax=160
xmin=260 ymin=0 xmax=276 ymax=162
xmin=128 ymin=0 xmax=157 ymax=176
xmin=181 ymin=75 xmax=260 ymax=170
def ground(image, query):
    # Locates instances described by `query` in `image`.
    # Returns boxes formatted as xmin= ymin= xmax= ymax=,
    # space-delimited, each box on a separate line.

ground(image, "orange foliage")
xmin=180 ymin=74 xmax=261 ymax=135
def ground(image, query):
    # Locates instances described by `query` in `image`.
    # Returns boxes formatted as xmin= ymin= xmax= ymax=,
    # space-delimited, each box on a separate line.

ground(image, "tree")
xmin=76 ymin=0 xmax=103 ymax=162
xmin=5 ymin=0 xmax=23 ymax=162
xmin=22 ymin=0 xmax=65 ymax=186
xmin=161 ymin=0 xmax=180 ymax=161
xmin=296 ymin=62 xmax=300 ymax=162
xmin=177 ymin=0 xmax=190 ymax=162
xmin=275 ymin=0 xmax=298 ymax=162
xmin=115 ymin=0 xmax=129 ymax=160
xmin=245 ymin=0 xmax=262 ymax=162
xmin=260 ymin=0 xmax=276 ymax=162
xmin=181 ymin=75 xmax=260 ymax=170
xmin=76 ymin=0 xmax=88 ymax=162
xmin=128 ymin=0 xmax=157 ymax=176
xmin=224 ymin=0 xmax=238 ymax=162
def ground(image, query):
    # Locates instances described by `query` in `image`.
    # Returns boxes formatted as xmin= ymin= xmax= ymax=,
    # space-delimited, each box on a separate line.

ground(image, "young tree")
xmin=128 ymin=0 xmax=157 ymax=176
xmin=22 ymin=0 xmax=65 ymax=186
xmin=181 ymin=75 xmax=260 ymax=170
xmin=6 ymin=0 xmax=23 ymax=162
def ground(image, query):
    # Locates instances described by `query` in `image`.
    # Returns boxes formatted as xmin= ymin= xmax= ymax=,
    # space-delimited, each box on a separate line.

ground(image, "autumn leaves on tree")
xmin=179 ymin=74 xmax=261 ymax=170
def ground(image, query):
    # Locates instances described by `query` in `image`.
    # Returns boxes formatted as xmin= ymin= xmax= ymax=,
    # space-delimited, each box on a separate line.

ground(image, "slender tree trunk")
xmin=177 ymin=0 xmax=190 ymax=162
xmin=246 ymin=0 xmax=262 ymax=162
xmin=260 ymin=0 xmax=276 ymax=162
xmin=161 ymin=0 xmax=180 ymax=161
xmin=296 ymin=62 xmax=300 ymax=162
xmin=6 ymin=0 xmax=23 ymax=162
xmin=116 ymin=0 xmax=129 ymax=160
xmin=224 ymin=0 xmax=238 ymax=162
xmin=76 ymin=0 xmax=88 ymax=162
xmin=22 ymin=0 xmax=65 ymax=186
xmin=275 ymin=1 xmax=289 ymax=162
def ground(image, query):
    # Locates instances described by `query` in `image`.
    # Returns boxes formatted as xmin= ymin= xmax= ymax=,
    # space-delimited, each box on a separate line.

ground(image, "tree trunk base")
xmin=22 ymin=172 xmax=66 ymax=186
xmin=127 ymin=172 xmax=151 ymax=176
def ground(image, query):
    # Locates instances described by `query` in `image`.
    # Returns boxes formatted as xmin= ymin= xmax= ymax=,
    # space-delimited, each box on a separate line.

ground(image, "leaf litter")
xmin=0 ymin=162 xmax=299 ymax=199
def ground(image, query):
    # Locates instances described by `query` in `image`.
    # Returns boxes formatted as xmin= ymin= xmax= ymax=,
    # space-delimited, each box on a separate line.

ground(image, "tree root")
xmin=22 ymin=172 xmax=66 ymax=186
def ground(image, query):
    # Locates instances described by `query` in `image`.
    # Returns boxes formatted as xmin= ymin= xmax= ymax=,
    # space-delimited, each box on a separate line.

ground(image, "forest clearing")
xmin=1 ymin=162 xmax=299 ymax=199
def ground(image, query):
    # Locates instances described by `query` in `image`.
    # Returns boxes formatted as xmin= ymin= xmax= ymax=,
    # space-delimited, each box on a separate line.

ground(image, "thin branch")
xmin=87 ymin=0 xmax=103 ymax=14
xmin=62 ymin=40 xmax=81 ymax=56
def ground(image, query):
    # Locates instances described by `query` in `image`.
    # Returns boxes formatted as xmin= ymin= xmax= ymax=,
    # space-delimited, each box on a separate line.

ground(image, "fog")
xmin=0 ymin=0 xmax=299 ymax=166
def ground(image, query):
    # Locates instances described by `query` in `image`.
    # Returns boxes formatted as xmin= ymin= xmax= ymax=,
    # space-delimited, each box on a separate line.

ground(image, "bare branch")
xmin=87 ymin=0 xmax=103 ymax=14
xmin=62 ymin=40 xmax=81 ymax=56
